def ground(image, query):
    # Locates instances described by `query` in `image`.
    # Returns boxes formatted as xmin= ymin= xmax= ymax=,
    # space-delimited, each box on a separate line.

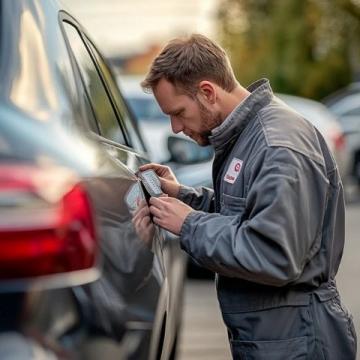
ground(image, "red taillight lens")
xmin=0 ymin=164 xmax=98 ymax=281
xmin=329 ymin=127 xmax=346 ymax=151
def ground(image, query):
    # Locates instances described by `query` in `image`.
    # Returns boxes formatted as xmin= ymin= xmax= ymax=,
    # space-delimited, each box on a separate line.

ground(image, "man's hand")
xmin=149 ymin=197 xmax=193 ymax=235
xmin=139 ymin=163 xmax=181 ymax=198
xmin=132 ymin=200 xmax=155 ymax=248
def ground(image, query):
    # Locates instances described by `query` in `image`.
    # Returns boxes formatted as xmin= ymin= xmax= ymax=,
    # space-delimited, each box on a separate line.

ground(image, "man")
xmin=139 ymin=34 xmax=357 ymax=359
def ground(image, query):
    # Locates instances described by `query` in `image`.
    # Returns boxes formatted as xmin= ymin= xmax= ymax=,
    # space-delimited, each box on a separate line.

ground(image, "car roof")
xmin=326 ymin=92 xmax=360 ymax=116
xmin=322 ymin=82 xmax=360 ymax=106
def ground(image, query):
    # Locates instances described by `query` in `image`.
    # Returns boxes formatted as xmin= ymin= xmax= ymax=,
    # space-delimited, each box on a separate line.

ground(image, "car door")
xmin=83 ymin=37 xmax=189 ymax=359
xmin=82 ymin=37 xmax=189 ymax=359
xmin=60 ymin=15 xmax=169 ymax=359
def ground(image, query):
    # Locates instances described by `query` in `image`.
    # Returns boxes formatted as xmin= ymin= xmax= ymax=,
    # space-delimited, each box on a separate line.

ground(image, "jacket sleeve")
xmin=177 ymin=185 xmax=215 ymax=213
xmin=179 ymin=147 xmax=329 ymax=286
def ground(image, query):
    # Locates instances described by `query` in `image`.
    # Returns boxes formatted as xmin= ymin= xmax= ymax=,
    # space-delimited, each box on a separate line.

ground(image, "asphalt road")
xmin=178 ymin=194 xmax=360 ymax=360
xmin=337 ymin=196 xmax=360 ymax=358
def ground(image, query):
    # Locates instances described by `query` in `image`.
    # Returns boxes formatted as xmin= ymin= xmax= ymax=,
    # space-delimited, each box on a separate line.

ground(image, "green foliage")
xmin=217 ymin=0 xmax=360 ymax=99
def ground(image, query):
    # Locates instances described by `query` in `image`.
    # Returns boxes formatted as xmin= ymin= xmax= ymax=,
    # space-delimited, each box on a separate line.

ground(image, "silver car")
xmin=277 ymin=94 xmax=350 ymax=182
xmin=324 ymin=86 xmax=360 ymax=187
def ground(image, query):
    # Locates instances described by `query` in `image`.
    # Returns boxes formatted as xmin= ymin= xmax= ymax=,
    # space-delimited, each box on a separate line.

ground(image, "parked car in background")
xmin=323 ymin=82 xmax=360 ymax=106
xmin=277 ymin=94 xmax=350 ymax=182
xmin=0 ymin=1 xmax=186 ymax=359
xmin=323 ymin=84 xmax=360 ymax=187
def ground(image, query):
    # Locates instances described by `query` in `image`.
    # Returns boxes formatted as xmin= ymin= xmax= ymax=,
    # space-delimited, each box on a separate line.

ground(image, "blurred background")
xmin=62 ymin=1 xmax=360 ymax=358
xmin=63 ymin=0 xmax=360 ymax=98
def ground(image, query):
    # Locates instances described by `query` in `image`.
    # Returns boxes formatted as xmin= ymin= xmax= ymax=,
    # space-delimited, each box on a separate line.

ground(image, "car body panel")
xmin=0 ymin=1 xmax=185 ymax=359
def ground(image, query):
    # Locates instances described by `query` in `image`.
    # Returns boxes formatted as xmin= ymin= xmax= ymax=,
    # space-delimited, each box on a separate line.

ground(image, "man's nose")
xmin=170 ymin=117 xmax=183 ymax=134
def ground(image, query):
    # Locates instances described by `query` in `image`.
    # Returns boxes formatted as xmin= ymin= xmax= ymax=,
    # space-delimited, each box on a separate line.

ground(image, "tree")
xmin=217 ymin=0 xmax=360 ymax=99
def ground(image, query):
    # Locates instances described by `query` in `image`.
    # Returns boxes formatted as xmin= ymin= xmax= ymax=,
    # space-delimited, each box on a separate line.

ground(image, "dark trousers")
xmin=223 ymin=293 xmax=357 ymax=359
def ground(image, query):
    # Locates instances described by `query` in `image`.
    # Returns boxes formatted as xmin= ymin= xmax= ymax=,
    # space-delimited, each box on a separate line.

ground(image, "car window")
xmin=344 ymin=106 xmax=360 ymax=116
xmin=63 ymin=22 xmax=126 ymax=145
xmin=323 ymin=83 xmax=360 ymax=106
xmin=85 ymin=39 xmax=146 ymax=152
xmin=127 ymin=97 xmax=168 ymax=122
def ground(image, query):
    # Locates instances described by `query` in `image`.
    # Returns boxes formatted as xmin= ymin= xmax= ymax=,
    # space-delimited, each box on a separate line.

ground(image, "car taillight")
xmin=0 ymin=164 xmax=98 ymax=282
xmin=330 ymin=127 xmax=346 ymax=151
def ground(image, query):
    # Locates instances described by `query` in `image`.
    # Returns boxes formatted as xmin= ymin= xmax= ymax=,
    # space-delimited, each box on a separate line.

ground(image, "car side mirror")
xmin=167 ymin=135 xmax=214 ymax=164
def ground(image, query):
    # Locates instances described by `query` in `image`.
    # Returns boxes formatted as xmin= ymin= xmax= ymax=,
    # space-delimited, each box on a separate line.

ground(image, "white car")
xmin=277 ymin=94 xmax=350 ymax=181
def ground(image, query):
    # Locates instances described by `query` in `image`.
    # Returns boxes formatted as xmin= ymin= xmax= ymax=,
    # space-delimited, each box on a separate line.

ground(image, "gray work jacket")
xmin=178 ymin=79 xmax=345 ymax=313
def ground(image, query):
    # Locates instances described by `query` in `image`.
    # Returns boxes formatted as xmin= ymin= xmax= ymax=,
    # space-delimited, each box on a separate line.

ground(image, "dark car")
xmin=0 ymin=1 xmax=186 ymax=359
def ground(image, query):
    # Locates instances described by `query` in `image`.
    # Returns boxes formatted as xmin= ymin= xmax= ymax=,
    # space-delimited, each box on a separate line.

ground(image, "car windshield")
xmin=328 ymin=93 xmax=360 ymax=117
xmin=127 ymin=97 xmax=168 ymax=122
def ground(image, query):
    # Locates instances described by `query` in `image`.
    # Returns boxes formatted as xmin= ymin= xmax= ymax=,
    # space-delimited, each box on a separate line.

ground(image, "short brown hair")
xmin=141 ymin=34 xmax=237 ymax=95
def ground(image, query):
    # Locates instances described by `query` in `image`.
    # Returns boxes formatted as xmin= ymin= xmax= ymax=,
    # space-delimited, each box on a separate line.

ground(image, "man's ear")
xmin=198 ymin=81 xmax=217 ymax=104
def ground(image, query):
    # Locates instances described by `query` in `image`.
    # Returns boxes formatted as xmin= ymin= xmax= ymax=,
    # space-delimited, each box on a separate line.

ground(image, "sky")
xmin=61 ymin=0 xmax=219 ymax=57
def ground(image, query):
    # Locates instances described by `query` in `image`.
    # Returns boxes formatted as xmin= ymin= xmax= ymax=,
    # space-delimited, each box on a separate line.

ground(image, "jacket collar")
xmin=209 ymin=78 xmax=273 ymax=150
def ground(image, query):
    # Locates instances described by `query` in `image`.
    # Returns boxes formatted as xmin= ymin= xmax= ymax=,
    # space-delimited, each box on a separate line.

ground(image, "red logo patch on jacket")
xmin=224 ymin=158 xmax=243 ymax=184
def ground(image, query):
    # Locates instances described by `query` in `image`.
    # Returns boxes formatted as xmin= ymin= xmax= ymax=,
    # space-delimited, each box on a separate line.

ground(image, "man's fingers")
xmin=139 ymin=163 xmax=170 ymax=177
xmin=156 ymin=196 xmax=174 ymax=202
xmin=138 ymin=199 xmax=147 ymax=208
xmin=149 ymin=205 xmax=162 ymax=218
xmin=149 ymin=196 xmax=166 ymax=206
xmin=140 ymin=215 xmax=151 ymax=228
xmin=152 ymin=216 xmax=162 ymax=226
xmin=132 ymin=212 xmax=143 ymax=226
xmin=132 ymin=205 xmax=150 ymax=221
xmin=151 ymin=196 xmax=178 ymax=207
xmin=131 ymin=200 xmax=147 ymax=216
xmin=139 ymin=163 xmax=163 ymax=173
xmin=138 ymin=164 xmax=152 ymax=172
xmin=133 ymin=213 xmax=152 ymax=229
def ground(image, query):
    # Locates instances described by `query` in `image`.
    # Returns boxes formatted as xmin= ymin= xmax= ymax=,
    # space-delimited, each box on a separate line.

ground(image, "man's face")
xmin=153 ymin=78 xmax=222 ymax=146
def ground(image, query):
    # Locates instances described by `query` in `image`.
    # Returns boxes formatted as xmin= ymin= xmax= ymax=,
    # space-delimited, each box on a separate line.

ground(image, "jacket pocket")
xmin=230 ymin=336 xmax=307 ymax=360
xmin=220 ymin=193 xmax=246 ymax=216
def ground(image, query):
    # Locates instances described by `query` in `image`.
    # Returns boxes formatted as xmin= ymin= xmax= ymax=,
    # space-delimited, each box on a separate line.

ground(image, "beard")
xmin=189 ymin=100 xmax=222 ymax=146
xmin=188 ymin=133 xmax=211 ymax=146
